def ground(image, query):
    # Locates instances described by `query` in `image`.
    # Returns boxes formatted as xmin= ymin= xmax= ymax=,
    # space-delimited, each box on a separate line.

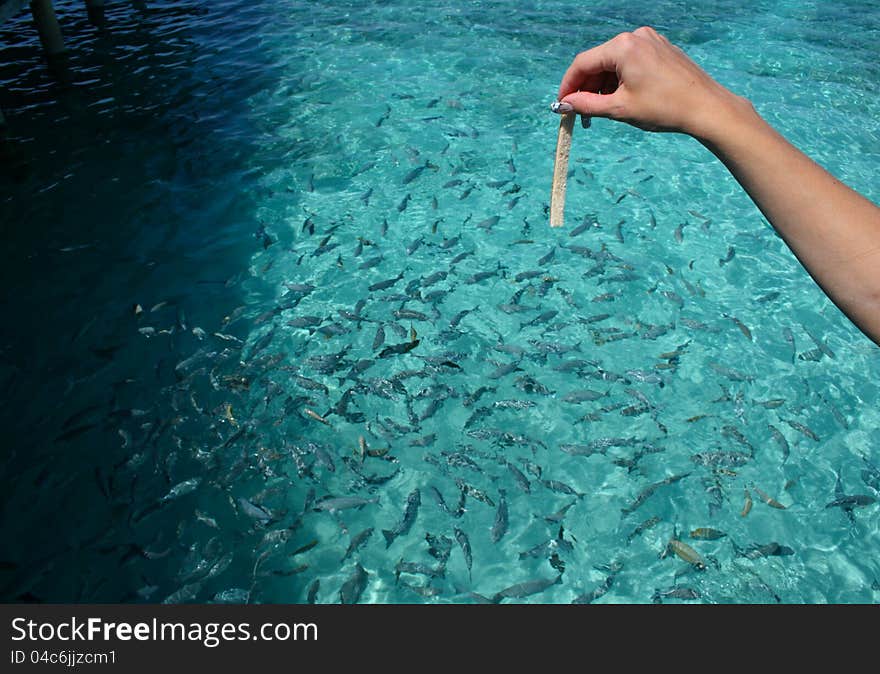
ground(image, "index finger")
xmin=557 ymin=40 xmax=621 ymax=100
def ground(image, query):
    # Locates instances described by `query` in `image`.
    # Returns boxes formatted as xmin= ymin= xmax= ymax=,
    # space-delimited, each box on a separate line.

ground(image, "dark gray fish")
xmin=768 ymin=424 xmax=790 ymax=462
xmin=450 ymin=306 xmax=478 ymax=329
xmin=520 ymin=310 xmax=558 ymax=329
xmin=238 ymin=498 xmax=273 ymax=523
xmin=398 ymin=193 xmax=411 ymax=212
xmin=491 ymin=491 xmax=509 ymax=543
xmin=542 ymin=500 xmax=577 ymax=523
xmin=394 ymin=560 xmax=445 ymax=581
xmin=341 ymin=528 xmax=374 ymax=563
xmin=486 ymin=179 xmax=512 ymax=188
xmin=735 ymin=542 xmax=795 ymax=560
xmin=537 ymin=247 xmax=556 ymax=265
xmin=314 ymin=496 xmax=379 ymax=513
xmin=426 ymin=533 xmax=454 ymax=564
xmin=569 ymin=221 xmax=590 ymax=237
xmin=454 ymin=527 xmax=472 ymax=580
xmin=652 ymin=586 xmax=700 ymax=603
xmin=488 ymin=362 xmax=522 ymax=379
xmin=626 ymin=515 xmax=661 ymax=545
xmin=382 ymin=490 xmax=421 ymax=549
xmin=352 ymin=160 xmax=376 ymax=176
xmin=372 ymin=325 xmax=386 ymax=351
xmin=421 ymin=270 xmax=448 ymax=288
xmin=393 ymin=308 xmax=429 ymax=321
xmin=287 ymin=315 xmax=323 ymax=329
xmin=379 ymin=340 xmax=420 ymax=358
xmin=403 ymin=161 xmax=432 ymax=185
xmin=691 ymin=450 xmax=751 ymax=468
xmin=492 ymin=575 xmax=562 ymax=603
xmin=409 ymin=433 xmax=435 ymax=447
xmin=783 ymin=417 xmax=819 ymax=442
xmin=339 ymin=564 xmax=368 ymax=604
xmin=358 ymin=255 xmax=384 ymax=271
xmin=456 ymin=479 xmax=495 ymax=507
xmin=562 ymin=389 xmax=607 ymax=404
xmin=515 ymin=270 xmax=545 ymax=282
xmin=540 ymin=479 xmax=582 ymax=497
xmin=463 ymin=386 xmax=496 ymax=407
xmin=466 ymin=267 xmax=502 ymax=284
xmin=476 ymin=215 xmax=500 ymax=232
xmin=621 ymin=473 xmax=690 ymax=515
xmin=306 ymin=579 xmax=320 ymax=604
xmin=803 ymin=325 xmax=835 ymax=358
xmin=718 ymin=246 xmax=736 ymax=266
xmin=369 ymin=272 xmax=405 ymax=292
xmin=825 ymin=495 xmax=876 ymax=509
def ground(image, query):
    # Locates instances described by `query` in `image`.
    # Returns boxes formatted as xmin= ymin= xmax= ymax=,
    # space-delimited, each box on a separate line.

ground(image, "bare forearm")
xmin=697 ymin=99 xmax=880 ymax=345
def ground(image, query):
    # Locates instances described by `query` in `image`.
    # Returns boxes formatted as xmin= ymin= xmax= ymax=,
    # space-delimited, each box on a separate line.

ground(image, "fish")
xmin=492 ymin=575 xmax=562 ymax=603
xmin=382 ymin=489 xmax=422 ymax=550
xmin=506 ymin=462 xmax=531 ymax=493
xmin=621 ymin=473 xmax=690 ymax=515
xmin=573 ymin=575 xmax=615 ymax=604
xmin=540 ymin=479 xmax=582 ymax=497
xmin=369 ymin=272 xmax=405 ymax=292
xmin=303 ymin=408 xmax=331 ymax=426
xmin=476 ymin=215 xmax=500 ymax=232
xmin=718 ymin=246 xmax=736 ymax=266
xmin=403 ymin=161 xmax=434 ymax=185
xmin=237 ymin=498 xmax=273 ymax=523
xmin=690 ymin=527 xmax=727 ymax=540
xmin=541 ymin=500 xmax=577 ymax=524
xmin=341 ymin=528 xmax=374 ymax=562
xmin=314 ymin=496 xmax=380 ymax=513
xmin=652 ymin=586 xmax=700 ymax=603
xmin=456 ymin=479 xmax=495 ymax=506
xmin=520 ymin=310 xmax=558 ymax=329
xmin=734 ymin=542 xmax=795 ymax=560
xmin=626 ymin=516 xmax=661 ymax=545
xmin=488 ymin=362 xmax=522 ymax=379
xmin=741 ymin=488 xmax=753 ymax=517
xmin=562 ymin=389 xmax=607 ymax=403
xmin=393 ymin=308 xmax=429 ymax=321
xmin=767 ymin=424 xmax=790 ymax=462
xmin=782 ymin=418 xmax=819 ymax=442
xmin=803 ymin=325 xmax=835 ymax=359
xmin=339 ymin=564 xmax=368 ymax=604
xmin=491 ymin=491 xmax=509 ymax=543
xmin=425 ymin=533 xmax=454 ymax=564
xmin=538 ymin=248 xmax=556 ymax=265
xmin=454 ymin=527 xmax=472 ymax=580
xmin=667 ymin=539 xmax=707 ymax=570
xmin=825 ymin=495 xmax=876 ymax=509
xmin=397 ymin=193 xmax=411 ymax=212
xmin=378 ymin=340 xmax=420 ymax=358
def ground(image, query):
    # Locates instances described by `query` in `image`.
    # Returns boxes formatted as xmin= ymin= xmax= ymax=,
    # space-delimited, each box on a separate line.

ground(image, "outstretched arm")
xmin=556 ymin=27 xmax=880 ymax=346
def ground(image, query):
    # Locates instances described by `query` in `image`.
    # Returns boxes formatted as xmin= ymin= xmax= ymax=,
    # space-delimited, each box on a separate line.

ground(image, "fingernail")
xmin=550 ymin=101 xmax=574 ymax=114
xmin=581 ymin=114 xmax=591 ymax=129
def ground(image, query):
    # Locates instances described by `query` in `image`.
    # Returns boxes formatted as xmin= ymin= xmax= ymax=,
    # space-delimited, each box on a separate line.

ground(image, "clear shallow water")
xmin=1 ymin=0 xmax=878 ymax=604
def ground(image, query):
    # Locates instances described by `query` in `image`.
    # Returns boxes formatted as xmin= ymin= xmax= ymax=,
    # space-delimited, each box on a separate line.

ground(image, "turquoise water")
xmin=1 ymin=0 xmax=878 ymax=604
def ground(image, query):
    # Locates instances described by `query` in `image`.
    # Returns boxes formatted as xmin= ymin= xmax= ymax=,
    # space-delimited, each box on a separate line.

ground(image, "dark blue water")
xmin=1 ymin=1 xmax=878 ymax=604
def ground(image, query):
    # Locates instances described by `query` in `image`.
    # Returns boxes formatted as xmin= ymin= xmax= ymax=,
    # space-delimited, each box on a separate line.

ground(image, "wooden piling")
xmin=30 ymin=0 xmax=65 ymax=56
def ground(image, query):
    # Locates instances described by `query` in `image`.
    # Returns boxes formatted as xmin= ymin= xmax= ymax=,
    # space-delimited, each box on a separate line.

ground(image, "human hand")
xmin=555 ymin=26 xmax=751 ymax=140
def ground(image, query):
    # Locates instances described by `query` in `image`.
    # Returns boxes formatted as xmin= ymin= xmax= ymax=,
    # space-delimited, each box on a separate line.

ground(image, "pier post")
xmin=84 ymin=0 xmax=105 ymax=26
xmin=30 ymin=0 xmax=65 ymax=56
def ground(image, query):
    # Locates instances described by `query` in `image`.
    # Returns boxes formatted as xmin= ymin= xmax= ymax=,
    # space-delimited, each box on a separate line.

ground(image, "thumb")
xmin=561 ymin=90 xmax=621 ymax=119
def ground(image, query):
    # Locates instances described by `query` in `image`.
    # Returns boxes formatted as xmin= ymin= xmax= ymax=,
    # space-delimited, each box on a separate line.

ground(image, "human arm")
xmin=556 ymin=27 xmax=880 ymax=346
